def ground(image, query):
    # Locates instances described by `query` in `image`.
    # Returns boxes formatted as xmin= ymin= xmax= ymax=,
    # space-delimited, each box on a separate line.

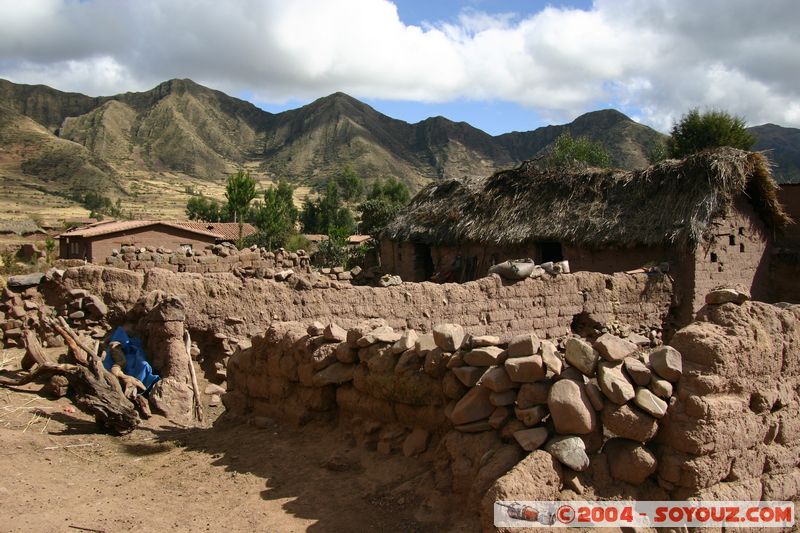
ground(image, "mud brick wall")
xmin=770 ymin=249 xmax=800 ymax=303
xmin=103 ymin=245 xmax=312 ymax=276
xmin=50 ymin=265 xmax=675 ymax=344
xmin=660 ymin=301 xmax=800 ymax=501
xmin=691 ymin=197 xmax=771 ymax=311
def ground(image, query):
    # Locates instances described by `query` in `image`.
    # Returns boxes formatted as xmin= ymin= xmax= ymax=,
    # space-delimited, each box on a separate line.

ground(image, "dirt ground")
xmin=0 ymin=348 xmax=473 ymax=533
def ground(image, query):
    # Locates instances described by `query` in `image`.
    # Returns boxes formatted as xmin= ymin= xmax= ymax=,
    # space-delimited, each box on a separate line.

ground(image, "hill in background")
xmin=0 ymin=77 xmax=796 ymax=223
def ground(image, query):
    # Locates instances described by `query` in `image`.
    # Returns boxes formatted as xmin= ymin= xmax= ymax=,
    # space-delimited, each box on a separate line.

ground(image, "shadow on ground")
xmin=121 ymin=414 xmax=466 ymax=533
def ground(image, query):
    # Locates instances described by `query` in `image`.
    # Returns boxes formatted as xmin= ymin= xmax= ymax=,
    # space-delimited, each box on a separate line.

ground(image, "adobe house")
xmin=58 ymin=220 xmax=257 ymax=263
xmin=381 ymin=148 xmax=790 ymax=323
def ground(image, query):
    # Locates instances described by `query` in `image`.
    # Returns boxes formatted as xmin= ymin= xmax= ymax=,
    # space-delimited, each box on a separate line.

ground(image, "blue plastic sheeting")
xmin=103 ymin=327 xmax=160 ymax=393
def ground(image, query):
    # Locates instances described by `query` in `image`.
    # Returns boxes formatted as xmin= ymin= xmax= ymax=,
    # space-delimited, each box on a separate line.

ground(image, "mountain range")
xmin=0 ymin=77 xmax=798 ymax=222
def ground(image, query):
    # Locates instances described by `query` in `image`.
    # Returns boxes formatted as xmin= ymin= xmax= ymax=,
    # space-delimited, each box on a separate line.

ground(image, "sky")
xmin=0 ymin=0 xmax=798 ymax=134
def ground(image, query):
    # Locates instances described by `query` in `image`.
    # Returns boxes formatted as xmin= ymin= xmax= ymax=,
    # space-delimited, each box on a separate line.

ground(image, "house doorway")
xmin=540 ymin=241 xmax=564 ymax=262
xmin=413 ymin=243 xmax=435 ymax=281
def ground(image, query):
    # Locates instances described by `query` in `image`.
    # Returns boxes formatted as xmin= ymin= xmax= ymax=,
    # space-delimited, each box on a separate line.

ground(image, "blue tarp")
xmin=104 ymin=327 xmax=160 ymax=393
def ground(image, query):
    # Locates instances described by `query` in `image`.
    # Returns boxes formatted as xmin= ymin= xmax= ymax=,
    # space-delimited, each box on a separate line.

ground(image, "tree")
xmin=250 ymin=180 xmax=298 ymax=250
xmin=186 ymin=195 xmax=227 ymax=222
xmin=667 ymin=109 xmax=756 ymax=158
xmin=546 ymin=132 xmax=611 ymax=168
xmin=300 ymin=198 xmax=321 ymax=234
xmin=357 ymin=198 xmax=402 ymax=236
xmin=313 ymin=226 xmax=350 ymax=268
xmin=648 ymin=139 xmax=669 ymax=164
xmin=300 ymin=180 xmax=357 ymax=235
xmin=335 ymin=165 xmax=364 ymax=202
xmin=358 ymin=177 xmax=411 ymax=236
xmin=225 ymin=170 xmax=257 ymax=242
xmin=44 ymin=238 xmax=56 ymax=265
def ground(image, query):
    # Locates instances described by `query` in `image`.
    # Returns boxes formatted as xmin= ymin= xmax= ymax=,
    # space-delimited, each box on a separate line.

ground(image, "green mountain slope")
xmin=749 ymin=124 xmax=800 ymax=184
xmin=3 ymin=77 xmax=796 ymax=221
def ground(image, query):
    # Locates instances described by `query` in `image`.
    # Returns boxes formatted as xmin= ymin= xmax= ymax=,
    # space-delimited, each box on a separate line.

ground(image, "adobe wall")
xmin=383 ymin=241 xmax=681 ymax=282
xmin=770 ymin=249 xmax=800 ymax=303
xmin=692 ymin=198 xmax=771 ymax=311
xmin=50 ymin=265 xmax=675 ymax=345
xmin=661 ymin=301 xmax=800 ymax=501
xmin=564 ymin=245 xmax=675 ymax=274
xmin=777 ymin=184 xmax=800 ymax=247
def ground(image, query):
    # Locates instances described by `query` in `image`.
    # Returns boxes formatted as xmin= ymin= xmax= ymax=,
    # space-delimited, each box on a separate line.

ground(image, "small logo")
xmin=496 ymin=502 xmax=555 ymax=525
xmin=557 ymin=504 xmax=576 ymax=524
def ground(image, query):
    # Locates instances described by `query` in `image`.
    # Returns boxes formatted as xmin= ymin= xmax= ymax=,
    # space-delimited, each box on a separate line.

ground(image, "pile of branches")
xmin=0 ymin=317 xmax=142 ymax=434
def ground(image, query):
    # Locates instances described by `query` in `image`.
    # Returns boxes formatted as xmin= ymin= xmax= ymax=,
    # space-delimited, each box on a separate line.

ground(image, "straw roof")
xmin=384 ymin=148 xmax=790 ymax=249
xmin=0 ymin=219 xmax=45 ymax=236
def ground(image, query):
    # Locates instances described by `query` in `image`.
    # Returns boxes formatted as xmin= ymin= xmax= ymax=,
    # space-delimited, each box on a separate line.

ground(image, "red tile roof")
xmin=173 ymin=222 xmax=257 ymax=241
xmin=348 ymin=235 xmax=373 ymax=245
xmin=60 ymin=220 xmax=256 ymax=241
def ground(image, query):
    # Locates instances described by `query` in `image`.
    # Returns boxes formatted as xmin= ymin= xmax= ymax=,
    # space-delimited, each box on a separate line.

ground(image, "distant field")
xmin=0 ymin=163 xmax=314 ymax=231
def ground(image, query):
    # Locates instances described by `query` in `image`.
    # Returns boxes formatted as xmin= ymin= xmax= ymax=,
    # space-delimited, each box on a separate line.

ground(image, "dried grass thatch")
xmin=384 ymin=148 xmax=791 ymax=249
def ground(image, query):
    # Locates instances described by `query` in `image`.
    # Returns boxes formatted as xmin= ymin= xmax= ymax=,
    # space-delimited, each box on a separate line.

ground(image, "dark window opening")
xmin=729 ymin=235 xmax=736 ymax=246
xmin=739 ymin=227 xmax=745 ymax=235
xmin=740 ymin=243 xmax=745 ymax=253
xmin=710 ymin=252 xmax=718 ymax=263
xmin=540 ymin=241 xmax=564 ymax=263
xmin=413 ymin=243 xmax=435 ymax=281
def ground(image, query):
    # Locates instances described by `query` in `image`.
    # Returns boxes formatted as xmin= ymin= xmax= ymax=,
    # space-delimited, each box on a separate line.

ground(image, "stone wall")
xmin=224 ymin=318 xmax=680 ymax=511
xmin=49 ymin=266 xmax=675 ymax=346
xmin=102 ymin=244 xmax=313 ymax=276
xmin=224 ymin=293 xmax=800 ymax=528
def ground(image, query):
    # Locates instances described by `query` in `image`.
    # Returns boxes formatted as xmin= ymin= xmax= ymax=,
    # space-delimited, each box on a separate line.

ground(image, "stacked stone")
xmin=0 ymin=284 xmax=44 ymax=348
xmin=318 ymin=265 xmax=372 ymax=284
xmin=0 ymin=271 xmax=110 ymax=349
xmin=226 ymin=318 xmax=683 ymax=484
xmin=442 ymin=329 xmax=682 ymax=482
xmin=226 ymin=318 xmax=446 ymax=456
xmin=104 ymin=244 xmax=312 ymax=276
xmin=55 ymin=288 xmax=109 ymax=332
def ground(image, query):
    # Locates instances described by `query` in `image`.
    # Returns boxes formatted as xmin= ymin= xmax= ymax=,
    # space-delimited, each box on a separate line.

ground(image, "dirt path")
xmin=0 ymin=364 xmax=472 ymax=532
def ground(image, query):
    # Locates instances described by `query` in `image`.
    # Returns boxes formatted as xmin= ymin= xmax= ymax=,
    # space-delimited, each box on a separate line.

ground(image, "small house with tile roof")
xmin=58 ymin=220 xmax=257 ymax=262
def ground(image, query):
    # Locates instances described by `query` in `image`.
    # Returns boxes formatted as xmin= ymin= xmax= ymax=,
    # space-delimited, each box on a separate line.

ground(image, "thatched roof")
xmin=383 ymin=148 xmax=791 ymax=249
xmin=0 ymin=219 xmax=45 ymax=236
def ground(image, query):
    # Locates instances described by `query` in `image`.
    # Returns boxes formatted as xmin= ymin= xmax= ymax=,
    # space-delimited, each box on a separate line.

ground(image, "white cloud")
xmin=0 ymin=0 xmax=798 ymax=131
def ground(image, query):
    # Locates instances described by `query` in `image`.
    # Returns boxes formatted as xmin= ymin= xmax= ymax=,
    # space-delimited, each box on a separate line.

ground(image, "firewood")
xmin=20 ymin=330 xmax=53 ymax=370
xmin=2 ymin=328 xmax=140 ymax=434
xmin=185 ymin=331 xmax=204 ymax=422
